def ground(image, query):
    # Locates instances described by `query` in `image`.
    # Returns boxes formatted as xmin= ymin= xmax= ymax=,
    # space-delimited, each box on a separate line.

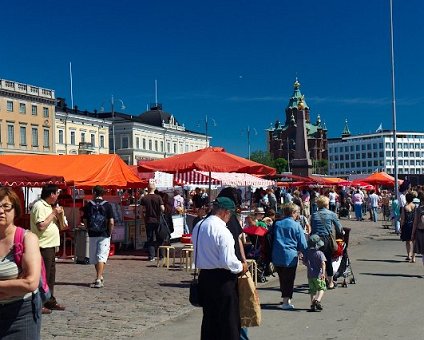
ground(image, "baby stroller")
xmin=332 ymin=227 xmax=356 ymax=287
xmin=243 ymin=226 xmax=271 ymax=283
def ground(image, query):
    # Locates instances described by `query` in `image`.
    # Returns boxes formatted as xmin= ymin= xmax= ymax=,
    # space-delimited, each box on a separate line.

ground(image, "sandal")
xmin=327 ymin=283 xmax=337 ymax=290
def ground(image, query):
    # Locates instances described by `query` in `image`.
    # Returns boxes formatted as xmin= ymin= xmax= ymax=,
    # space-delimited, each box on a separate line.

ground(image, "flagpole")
xmin=389 ymin=0 xmax=399 ymax=196
xmin=69 ymin=62 xmax=74 ymax=110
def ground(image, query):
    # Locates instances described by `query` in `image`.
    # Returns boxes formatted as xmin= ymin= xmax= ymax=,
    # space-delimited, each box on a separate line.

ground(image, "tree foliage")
xmin=250 ymin=151 xmax=288 ymax=173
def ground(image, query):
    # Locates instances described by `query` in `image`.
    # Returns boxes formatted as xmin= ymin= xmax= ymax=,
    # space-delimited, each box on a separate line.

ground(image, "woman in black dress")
xmin=400 ymin=192 xmax=415 ymax=262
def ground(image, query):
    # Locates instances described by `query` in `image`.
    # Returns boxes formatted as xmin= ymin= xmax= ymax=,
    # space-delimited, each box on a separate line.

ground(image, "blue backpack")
xmin=88 ymin=200 xmax=107 ymax=233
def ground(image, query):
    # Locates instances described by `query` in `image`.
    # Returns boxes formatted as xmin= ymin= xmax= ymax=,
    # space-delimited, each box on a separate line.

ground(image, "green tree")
xmin=250 ymin=150 xmax=275 ymax=168
xmin=274 ymin=158 xmax=288 ymax=173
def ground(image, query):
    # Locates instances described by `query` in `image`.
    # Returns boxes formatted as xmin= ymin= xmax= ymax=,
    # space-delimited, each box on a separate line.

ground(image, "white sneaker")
xmin=91 ymin=279 xmax=104 ymax=288
xmin=279 ymin=303 xmax=294 ymax=310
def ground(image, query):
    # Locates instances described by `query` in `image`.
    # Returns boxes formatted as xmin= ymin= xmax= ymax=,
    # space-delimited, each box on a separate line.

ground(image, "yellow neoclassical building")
xmin=0 ymin=79 xmax=56 ymax=154
xmin=55 ymin=99 xmax=110 ymax=155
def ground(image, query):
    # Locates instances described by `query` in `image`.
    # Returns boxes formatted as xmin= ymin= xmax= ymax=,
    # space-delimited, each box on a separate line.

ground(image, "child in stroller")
xmin=243 ymin=217 xmax=272 ymax=283
xmin=332 ymin=227 xmax=356 ymax=287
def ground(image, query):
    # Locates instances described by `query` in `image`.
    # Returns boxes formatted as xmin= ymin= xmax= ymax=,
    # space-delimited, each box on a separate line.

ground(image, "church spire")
xmin=341 ymin=119 xmax=351 ymax=137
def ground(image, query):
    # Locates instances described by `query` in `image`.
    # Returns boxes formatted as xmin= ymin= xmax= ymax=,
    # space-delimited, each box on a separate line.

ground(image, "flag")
xmin=375 ymin=123 xmax=383 ymax=133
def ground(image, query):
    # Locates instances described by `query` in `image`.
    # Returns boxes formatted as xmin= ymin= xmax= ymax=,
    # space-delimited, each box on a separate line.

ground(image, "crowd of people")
xmin=2 ymin=180 xmax=424 ymax=339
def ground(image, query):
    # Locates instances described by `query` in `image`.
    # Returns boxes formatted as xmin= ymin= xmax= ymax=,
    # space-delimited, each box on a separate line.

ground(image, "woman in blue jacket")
xmin=310 ymin=196 xmax=343 ymax=289
xmin=272 ymin=203 xmax=307 ymax=310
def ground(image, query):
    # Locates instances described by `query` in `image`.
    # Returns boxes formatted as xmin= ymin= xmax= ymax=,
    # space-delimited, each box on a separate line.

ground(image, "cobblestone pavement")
xmin=41 ymin=214 xmax=393 ymax=339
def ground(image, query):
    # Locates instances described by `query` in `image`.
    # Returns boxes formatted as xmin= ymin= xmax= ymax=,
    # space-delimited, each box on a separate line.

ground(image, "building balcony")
xmin=78 ymin=142 xmax=95 ymax=154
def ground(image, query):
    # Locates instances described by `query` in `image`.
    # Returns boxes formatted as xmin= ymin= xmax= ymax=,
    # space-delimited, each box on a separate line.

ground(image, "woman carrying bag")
xmin=310 ymin=196 xmax=343 ymax=289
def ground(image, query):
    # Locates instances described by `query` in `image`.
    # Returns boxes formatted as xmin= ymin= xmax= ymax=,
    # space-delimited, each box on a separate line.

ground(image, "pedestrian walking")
xmin=303 ymin=234 xmax=327 ymax=312
xmin=310 ymin=196 xmax=343 ymax=289
xmin=272 ymin=203 xmax=307 ymax=310
xmin=0 ymin=187 xmax=42 ymax=339
xmin=140 ymin=182 xmax=164 ymax=261
xmin=192 ymin=197 xmax=248 ymax=340
xmin=83 ymin=186 xmax=114 ymax=288
xmin=30 ymin=184 xmax=66 ymax=314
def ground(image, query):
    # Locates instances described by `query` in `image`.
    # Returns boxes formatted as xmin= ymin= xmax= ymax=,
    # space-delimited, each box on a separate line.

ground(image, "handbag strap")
xmin=193 ymin=217 xmax=207 ymax=280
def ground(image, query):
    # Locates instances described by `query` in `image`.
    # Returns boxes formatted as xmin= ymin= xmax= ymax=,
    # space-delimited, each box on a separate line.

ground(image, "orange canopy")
xmin=360 ymin=172 xmax=402 ymax=186
xmin=0 ymin=154 xmax=146 ymax=189
xmin=138 ymin=147 xmax=276 ymax=176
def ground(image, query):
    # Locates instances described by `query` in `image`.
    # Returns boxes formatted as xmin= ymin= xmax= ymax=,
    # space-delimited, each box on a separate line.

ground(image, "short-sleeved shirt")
xmin=30 ymin=199 xmax=60 ymax=248
xmin=140 ymin=194 xmax=164 ymax=224
xmin=305 ymin=248 xmax=326 ymax=278
xmin=83 ymin=199 xmax=114 ymax=237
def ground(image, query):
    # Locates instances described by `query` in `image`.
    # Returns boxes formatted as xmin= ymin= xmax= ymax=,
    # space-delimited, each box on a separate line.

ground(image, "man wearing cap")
xmin=192 ymin=197 xmax=248 ymax=340
xmin=83 ymin=185 xmax=114 ymax=288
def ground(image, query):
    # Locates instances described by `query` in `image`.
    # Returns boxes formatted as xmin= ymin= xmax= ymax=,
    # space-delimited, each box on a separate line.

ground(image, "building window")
xmin=100 ymin=135 xmax=105 ymax=148
xmin=32 ymin=127 xmax=38 ymax=146
xmin=7 ymin=125 xmax=14 ymax=145
xmin=43 ymin=107 xmax=49 ymax=118
xmin=173 ymin=143 xmax=177 ymax=153
xmin=7 ymin=101 xmax=13 ymax=112
xmin=91 ymin=134 xmax=95 ymax=147
xmin=19 ymin=103 xmax=26 ymax=114
xmin=122 ymin=136 xmax=129 ymax=149
xmin=136 ymin=137 xmax=140 ymax=149
xmin=155 ymin=140 xmax=158 ymax=151
xmin=160 ymin=141 xmax=164 ymax=152
xmin=20 ymin=126 xmax=26 ymax=145
xmin=80 ymin=132 xmax=85 ymax=143
xmin=58 ymin=130 xmax=64 ymax=144
xmin=142 ymin=138 xmax=146 ymax=150
xmin=148 ymin=140 xmax=152 ymax=150
xmin=70 ymin=131 xmax=76 ymax=145
xmin=167 ymin=142 xmax=170 ymax=153
xmin=32 ymin=105 xmax=37 ymax=115
xmin=43 ymin=129 xmax=49 ymax=147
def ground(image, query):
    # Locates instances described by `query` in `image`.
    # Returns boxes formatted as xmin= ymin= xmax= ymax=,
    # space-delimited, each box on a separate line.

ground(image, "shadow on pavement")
xmin=159 ymin=282 xmax=191 ymax=288
xmin=55 ymin=281 xmax=90 ymax=287
xmin=356 ymin=258 xmax=405 ymax=263
xmin=360 ymin=272 xmax=422 ymax=278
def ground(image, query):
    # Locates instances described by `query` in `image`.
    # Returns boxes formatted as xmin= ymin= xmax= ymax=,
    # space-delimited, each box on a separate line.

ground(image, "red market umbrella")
xmin=0 ymin=163 xmax=65 ymax=187
xmin=138 ymin=147 xmax=276 ymax=176
xmin=359 ymin=172 xmax=402 ymax=186
xmin=243 ymin=226 xmax=268 ymax=237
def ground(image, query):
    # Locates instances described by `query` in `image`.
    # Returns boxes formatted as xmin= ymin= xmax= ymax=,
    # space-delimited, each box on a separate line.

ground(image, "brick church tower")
xmin=267 ymin=79 xmax=328 ymax=173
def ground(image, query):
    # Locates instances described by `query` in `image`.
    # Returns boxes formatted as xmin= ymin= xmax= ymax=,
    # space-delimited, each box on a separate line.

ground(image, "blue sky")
xmin=1 ymin=0 xmax=423 ymax=157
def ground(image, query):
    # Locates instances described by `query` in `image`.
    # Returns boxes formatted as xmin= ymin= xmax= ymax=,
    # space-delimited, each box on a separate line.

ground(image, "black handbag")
xmin=157 ymin=214 xmax=171 ymax=240
xmin=189 ymin=219 xmax=206 ymax=307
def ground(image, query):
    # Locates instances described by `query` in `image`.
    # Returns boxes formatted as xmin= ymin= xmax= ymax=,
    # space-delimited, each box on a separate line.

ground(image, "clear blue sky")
xmin=1 ymin=0 xmax=423 ymax=157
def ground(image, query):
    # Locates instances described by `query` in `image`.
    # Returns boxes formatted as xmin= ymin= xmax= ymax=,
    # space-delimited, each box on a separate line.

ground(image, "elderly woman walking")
xmin=272 ymin=203 xmax=307 ymax=310
xmin=310 ymin=196 xmax=343 ymax=289
xmin=0 ymin=187 xmax=43 ymax=339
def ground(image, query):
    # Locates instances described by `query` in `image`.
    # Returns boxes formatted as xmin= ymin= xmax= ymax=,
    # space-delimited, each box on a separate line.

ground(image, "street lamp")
xmin=389 ymin=0 xmax=399 ymax=196
xmin=101 ymin=95 xmax=125 ymax=154
xmin=286 ymin=137 xmax=295 ymax=172
xmin=246 ymin=126 xmax=257 ymax=160
xmin=198 ymin=115 xmax=216 ymax=146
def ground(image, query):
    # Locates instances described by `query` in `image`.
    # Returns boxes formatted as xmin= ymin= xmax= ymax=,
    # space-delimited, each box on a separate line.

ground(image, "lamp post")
xmin=286 ymin=137 xmax=295 ymax=173
xmin=246 ymin=126 xmax=257 ymax=160
xmin=389 ymin=0 xmax=399 ymax=196
xmin=101 ymin=95 xmax=125 ymax=154
xmin=200 ymin=115 xmax=216 ymax=147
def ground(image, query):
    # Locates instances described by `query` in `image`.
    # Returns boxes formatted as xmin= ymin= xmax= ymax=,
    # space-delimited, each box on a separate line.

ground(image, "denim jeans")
xmin=354 ymin=204 xmax=362 ymax=221
xmin=0 ymin=293 xmax=41 ymax=340
xmin=240 ymin=327 xmax=249 ymax=340
xmin=371 ymin=207 xmax=378 ymax=222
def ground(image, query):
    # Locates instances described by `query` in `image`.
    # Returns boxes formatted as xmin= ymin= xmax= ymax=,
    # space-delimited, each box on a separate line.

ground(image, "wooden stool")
xmin=246 ymin=259 xmax=257 ymax=286
xmin=157 ymin=246 xmax=176 ymax=269
xmin=180 ymin=247 xmax=194 ymax=271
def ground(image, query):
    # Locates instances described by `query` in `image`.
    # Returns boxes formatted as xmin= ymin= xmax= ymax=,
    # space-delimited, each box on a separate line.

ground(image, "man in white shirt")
xmin=369 ymin=190 xmax=381 ymax=223
xmin=192 ymin=197 xmax=248 ymax=340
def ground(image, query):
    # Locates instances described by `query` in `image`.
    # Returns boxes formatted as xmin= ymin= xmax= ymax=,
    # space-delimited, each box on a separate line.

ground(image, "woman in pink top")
xmin=352 ymin=190 xmax=364 ymax=221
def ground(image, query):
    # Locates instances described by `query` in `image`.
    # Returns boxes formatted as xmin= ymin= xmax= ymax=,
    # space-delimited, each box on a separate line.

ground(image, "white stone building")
xmin=328 ymin=129 xmax=424 ymax=176
xmin=98 ymin=104 xmax=209 ymax=165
